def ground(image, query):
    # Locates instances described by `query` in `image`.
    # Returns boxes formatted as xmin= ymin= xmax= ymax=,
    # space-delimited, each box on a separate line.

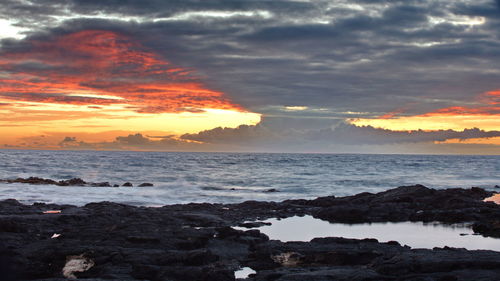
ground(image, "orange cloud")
xmin=0 ymin=30 xmax=243 ymax=113
xmin=480 ymin=90 xmax=500 ymax=105
xmin=0 ymin=30 xmax=262 ymax=148
xmin=437 ymin=137 xmax=500 ymax=145
xmin=420 ymin=90 xmax=500 ymax=117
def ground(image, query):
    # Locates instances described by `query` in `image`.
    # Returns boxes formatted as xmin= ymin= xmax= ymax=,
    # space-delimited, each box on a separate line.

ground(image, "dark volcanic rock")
xmin=91 ymin=182 xmax=112 ymax=187
xmin=58 ymin=178 xmax=86 ymax=186
xmin=138 ymin=183 xmax=154 ymax=187
xmin=122 ymin=182 xmax=133 ymax=187
xmin=9 ymin=177 xmax=57 ymax=185
xmin=310 ymin=185 xmax=497 ymax=226
xmin=0 ymin=185 xmax=499 ymax=280
xmin=0 ymin=177 xmax=116 ymax=188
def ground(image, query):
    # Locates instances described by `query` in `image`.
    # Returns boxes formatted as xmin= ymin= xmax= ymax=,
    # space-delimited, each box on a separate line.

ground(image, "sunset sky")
xmin=0 ymin=0 xmax=499 ymax=154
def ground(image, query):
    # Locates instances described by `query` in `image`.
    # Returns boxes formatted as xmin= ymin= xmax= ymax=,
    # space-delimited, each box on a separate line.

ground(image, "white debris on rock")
xmin=234 ymin=267 xmax=256 ymax=279
xmin=484 ymin=194 xmax=500 ymax=204
xmin=62 ymin=254 xmax=95 ymax=279
xmin=271 ymin=252 xmax=302 ymax=267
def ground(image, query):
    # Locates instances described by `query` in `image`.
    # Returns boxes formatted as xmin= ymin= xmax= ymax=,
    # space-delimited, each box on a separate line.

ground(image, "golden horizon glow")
xmin=349 ymin=90 xmax=499 ymax=133
xmin=350 ymin=113 xmax=499 ymax=131
xmin=0 ymin=101 xmax=261 ymax=148
xmin=435 ymin=136 xmax=500 ymax=146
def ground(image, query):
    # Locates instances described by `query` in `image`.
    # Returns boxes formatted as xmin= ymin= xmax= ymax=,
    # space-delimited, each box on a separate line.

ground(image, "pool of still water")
xmin=236 ymin=215 xmax=500 ymax=252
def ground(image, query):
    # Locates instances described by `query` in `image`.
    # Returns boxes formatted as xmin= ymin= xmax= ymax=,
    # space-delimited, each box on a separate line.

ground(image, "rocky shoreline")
xmin=0 ymin=177 xmax=154 ymax=188
xmin=1 ymin=183 xmax=499 ymax=280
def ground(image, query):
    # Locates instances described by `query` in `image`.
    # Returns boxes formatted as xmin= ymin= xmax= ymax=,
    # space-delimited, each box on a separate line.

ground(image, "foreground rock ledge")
xmin=0 ymin=185 xmax=499 ymax=281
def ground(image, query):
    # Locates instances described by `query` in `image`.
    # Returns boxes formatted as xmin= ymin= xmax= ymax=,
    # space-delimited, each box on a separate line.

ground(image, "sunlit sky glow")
xmin=0 ymin=0 xmax=499 ymax=154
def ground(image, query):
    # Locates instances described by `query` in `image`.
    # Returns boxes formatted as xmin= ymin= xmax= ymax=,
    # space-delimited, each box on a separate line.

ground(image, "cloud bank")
xmin=1 ymin=0 xmax=499 ymax=153
xmin=10 ymin=120 xmax=497 ymax=154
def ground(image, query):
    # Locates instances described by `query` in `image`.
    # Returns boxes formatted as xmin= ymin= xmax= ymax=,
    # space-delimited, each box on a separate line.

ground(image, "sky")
xmin=0 ymin=0 xmax=499 ymax=154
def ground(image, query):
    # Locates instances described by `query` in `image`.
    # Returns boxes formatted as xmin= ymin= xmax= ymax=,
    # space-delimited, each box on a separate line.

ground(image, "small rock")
xmin=138 ymin=183 xmax=154 ymax=187
xmin=58 ymin=178 xmax=86 ymax=186
xmin=13 ymin=177 xmax=57 ymax=185
xmin=91 ymin=182 xmax=111 ymax=187
xmin=122 ymin=182 xmax=133 ymax=187
xmin=265 ymin=188 xmax=279 ymax=193
xmin=113 ymin=184 xmax=119 ymax=187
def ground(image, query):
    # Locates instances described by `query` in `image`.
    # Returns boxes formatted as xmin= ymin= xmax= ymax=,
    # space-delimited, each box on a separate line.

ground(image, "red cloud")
xmin=421 ymin=90 xmax=500 ymax=117
xmin=481 ymin=90 xmax=500 ymax=105
xmin=378 ymin=90 xmax=500 ymax=119
xmin=0 ymin=30 xmax=243 ymax=113
xmin=423 ymin=106 xmax=500 ymax=116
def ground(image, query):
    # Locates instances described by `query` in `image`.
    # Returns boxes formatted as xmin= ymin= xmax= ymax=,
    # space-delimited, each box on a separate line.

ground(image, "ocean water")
xmin=0 ymin=150 xmax=498 ymax=206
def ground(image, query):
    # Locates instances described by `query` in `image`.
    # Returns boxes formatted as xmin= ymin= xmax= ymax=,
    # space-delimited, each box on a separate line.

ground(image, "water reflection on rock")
xmin=237 ymin=215 xmax=500 ymax=251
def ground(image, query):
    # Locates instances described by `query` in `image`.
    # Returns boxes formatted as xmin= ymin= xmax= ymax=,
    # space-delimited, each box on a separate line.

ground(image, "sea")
xmin=0 ymin=150 xmax=498 ymax=206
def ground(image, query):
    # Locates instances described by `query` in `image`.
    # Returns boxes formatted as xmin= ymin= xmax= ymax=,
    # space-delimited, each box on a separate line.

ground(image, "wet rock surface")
xmin=0 ymin=185 xmax=499 ymax=280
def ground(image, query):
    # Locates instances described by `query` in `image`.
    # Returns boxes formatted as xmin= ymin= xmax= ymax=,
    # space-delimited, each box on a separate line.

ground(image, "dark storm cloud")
xmin=0 ymin=0 xmax=315 ymax=28
xmin=1 ymin=0 xmax=500 ymax=122
xmin=116 ymin=133 xmax=151 ymax=146
xmin=181 ymin=124 xmax=278 ymax=145
xmin=246 ymin=4 xmax=430 ymax=42
xmin=61 ymin=136 xmax=77 ymax=142
xmin=181 ymin=120 xmax=500 ymax=146
xmin=66 ymin=0 xmax=316 ymax=16
xmin=310 ymin=124 xmax=500 ymax=145
xmin=452 ymin=1 xmax=500 ymax=17
xmin=57 ymin=134 xmax=198 ymax=151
